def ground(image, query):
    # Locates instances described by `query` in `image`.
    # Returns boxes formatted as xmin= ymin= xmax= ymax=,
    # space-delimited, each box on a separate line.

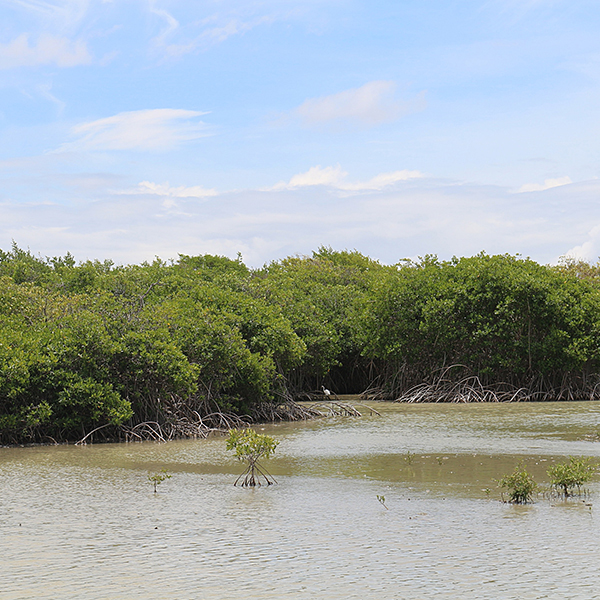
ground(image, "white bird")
xmin=321 ymin=385 xmax=331 ymax=397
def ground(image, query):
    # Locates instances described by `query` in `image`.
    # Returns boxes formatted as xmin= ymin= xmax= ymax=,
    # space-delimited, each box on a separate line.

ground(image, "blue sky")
xmin=1 ymin=0 xmax=600 ymax=266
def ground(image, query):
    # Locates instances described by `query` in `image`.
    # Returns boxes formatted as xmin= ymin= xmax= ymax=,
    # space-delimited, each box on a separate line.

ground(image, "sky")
xmin=1 ymin=0 xmax=600 ymax=267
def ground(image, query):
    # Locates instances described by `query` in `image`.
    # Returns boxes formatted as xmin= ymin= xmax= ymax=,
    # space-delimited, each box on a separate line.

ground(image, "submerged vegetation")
xmin=3 ymin=243 xmax=600 ymax=444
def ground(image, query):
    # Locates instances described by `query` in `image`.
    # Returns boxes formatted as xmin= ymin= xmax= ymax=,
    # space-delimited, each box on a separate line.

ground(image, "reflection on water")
xmin=1 ymin=402 xmax=600 ymax=599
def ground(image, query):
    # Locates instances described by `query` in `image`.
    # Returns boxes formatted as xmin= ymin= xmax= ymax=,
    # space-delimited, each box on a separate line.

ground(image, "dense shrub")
xmin=3 ymin=245 xmax=600 ymax=443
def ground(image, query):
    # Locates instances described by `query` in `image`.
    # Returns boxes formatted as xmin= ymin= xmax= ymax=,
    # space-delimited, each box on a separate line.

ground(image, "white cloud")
xmin=150 ymin=5 xmax=180 ymax=47
xmin=57 ymin=109 xmax=210 ymax=152
xmin=0 ymin=33 xmax=91 ymax=68
xmin=295 ymin=81 xmax=426 ymax=126
xmin=344 ymin=170 xmax=425 ymax=191
xmin=0 ymin=173 xmax=600 ymax=266
xmin=118 ymin=181 xmax=218 ymax=208
xmin=3 ymin=0 xmax=90 ymax=25
xmin=0 ymin=176 xmax=580 ymax=269
xmin=150 ymin=4 xmax=272 ymax=59
xmin=38 ymin=83 xmax=66 ymax=112
xmin=272 ymin=165 xmax=424 ymax=191
xmin=3 ymin=164 xmax=598 ymax=269
xmin=195 ymin=17 xmax=269 ymax=48
xmin=516 ymin=176 xmax=572 ymax=193
xmin=285 ymin=165 xmax=347 ymax=188
xmin=564 ymin=224 xmax=600 ymax=262
xmin=132 ymin=181 xmax=217 ymax=198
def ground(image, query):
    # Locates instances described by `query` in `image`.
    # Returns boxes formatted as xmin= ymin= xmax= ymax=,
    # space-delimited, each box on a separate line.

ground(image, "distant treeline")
xmin=1 ymin=242 xmax=599 ymax=443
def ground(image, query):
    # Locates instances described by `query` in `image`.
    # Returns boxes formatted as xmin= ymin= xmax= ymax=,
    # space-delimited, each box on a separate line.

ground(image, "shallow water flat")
xmin=1 ymin=402 xmax=600 ymax=599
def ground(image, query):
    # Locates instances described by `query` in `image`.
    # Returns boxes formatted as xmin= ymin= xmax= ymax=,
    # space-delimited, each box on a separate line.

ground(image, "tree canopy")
xmin=2 ymin=244 xmax=600 ymax=443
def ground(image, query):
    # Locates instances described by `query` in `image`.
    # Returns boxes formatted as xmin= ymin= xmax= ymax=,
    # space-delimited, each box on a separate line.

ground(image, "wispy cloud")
xmin=128 ymin=180 xmax=217 ymax=198
xmin=38 ymin=83 xmax=66 ymax=113
xmin=116 ymin=180 xmax=217 ymax=208
xmin=516 ymin=175 xmax=572 ymax=193
xmin=272 ymin=164 xmax=424 ymax=191
xmin=150 ymin=4 xmax=180 ymax=47
xmin=0 ymin=33 xmax=91 ymax=68
xmin=294 ymin=81 xmax=426 ymax=127
xmin=56 ymin=109 xmax=211 ymax=152
xmin=3 ymin=0 xmax=91 ymax=28
xmin=149 ymin=4 xmax=272 ymax=59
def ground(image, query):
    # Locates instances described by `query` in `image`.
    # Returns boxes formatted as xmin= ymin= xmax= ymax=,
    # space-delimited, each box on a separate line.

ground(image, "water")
xmin=2 ymin=402 xmax=600 ymax=599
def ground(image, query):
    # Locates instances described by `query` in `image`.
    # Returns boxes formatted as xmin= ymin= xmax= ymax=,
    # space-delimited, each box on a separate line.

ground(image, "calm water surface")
xmin=2 ymin=402 xmax=600 ymax=599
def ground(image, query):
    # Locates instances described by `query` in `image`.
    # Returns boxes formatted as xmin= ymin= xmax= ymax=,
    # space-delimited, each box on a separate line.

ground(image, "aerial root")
xmin=251 ymin=398 xmax=323 ymax=422
xmin=394 ymin=373 xmax=600 ymax=403
xmin=234 ymin=460 xmax=277 ymax=487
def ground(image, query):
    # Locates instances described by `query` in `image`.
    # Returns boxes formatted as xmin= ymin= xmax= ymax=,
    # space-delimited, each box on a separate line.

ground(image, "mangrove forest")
xmin=2 ymin=243 xmax=600 ymax=444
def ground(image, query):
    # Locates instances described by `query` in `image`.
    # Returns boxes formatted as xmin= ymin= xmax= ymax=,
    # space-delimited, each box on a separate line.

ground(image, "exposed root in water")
xmin=75 ymin=423 xmax=115 ymax=445
xmin=234 ymin=460 xmax=277 ymax=487
xmin=251 ymin=397 xmax=323 ymax=422
xmin=75 ymin=392 xmax=380 ymax=446
xmin=306 ymin=401 xmax=382 ymax=417
xmin=118 ymin=411 xmax=250 ymax=443
xmin=358 ymin=363 xmax=600 ymax=403
xmin=75 ymin=404 xmax=252 ymax=445
xmin=396 ymin=377 xmax=532 ymax=403
xmin=543 ymin=487 xmax=593 ymax=502
xmin=359 ymin=384 xmax=389 ymax=401
xmin=391 ymin=366 xmax=600 ymax=403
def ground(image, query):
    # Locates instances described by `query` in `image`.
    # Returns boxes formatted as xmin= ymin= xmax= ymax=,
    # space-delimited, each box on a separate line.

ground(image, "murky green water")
xmin=2 ymin=402 xmax=600 ymax=599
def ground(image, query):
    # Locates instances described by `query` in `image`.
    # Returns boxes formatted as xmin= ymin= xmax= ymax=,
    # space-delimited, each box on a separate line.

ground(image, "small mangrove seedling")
xmin=405 ymin=451 xmax=415 ymax=465
xmin=148 ymin=469 xmax=172 ymax=493
xmin=377 ymin=495 xmax=388 ymax=510
xmin=547 ymin=457 xmax=596 ymax=498
xmin=226 ymin=428 xmax=279 ymax=487
xmin=499 ymin=462 xmax=537 ymax=504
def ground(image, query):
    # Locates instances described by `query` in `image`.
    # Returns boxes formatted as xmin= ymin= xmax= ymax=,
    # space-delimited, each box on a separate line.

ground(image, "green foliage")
xmin=176 ymin=252 xmax=249 ymax=280
xmin=547 ymin=457 xmax=596 ymax=497
xmin=358 ymin=253 xmax=600 ymax=394
xmin=4 ymin=243 xmax=600 ymax=443
xmin=226 ymin=428 xmax=279 ymax=486
xmin=499 ymin=462 xmax=537 ymax=504
xmin=148 ymin=469 xmax=172 ymax=493
xmin=0 ymin=242 xmax=53 ymax=285
xmin=376 ymin=494 xmax=388 ymax=509
xmin=252 ymin=248 xmax=387 ymax=391
xmin=226 ymin=427 xmax=279 ymax=460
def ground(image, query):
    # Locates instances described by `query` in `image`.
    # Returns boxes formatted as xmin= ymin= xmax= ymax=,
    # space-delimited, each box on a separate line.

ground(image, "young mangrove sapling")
xmin=148 ymin=469 xmax=172 ymax=493
xmin=499 ymin=462 xmax=537 ymax=504
xmin=227 ymin=428 xmax=279 ymax=487
xmin=547 ymin=457 xmax=596 ymax=498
